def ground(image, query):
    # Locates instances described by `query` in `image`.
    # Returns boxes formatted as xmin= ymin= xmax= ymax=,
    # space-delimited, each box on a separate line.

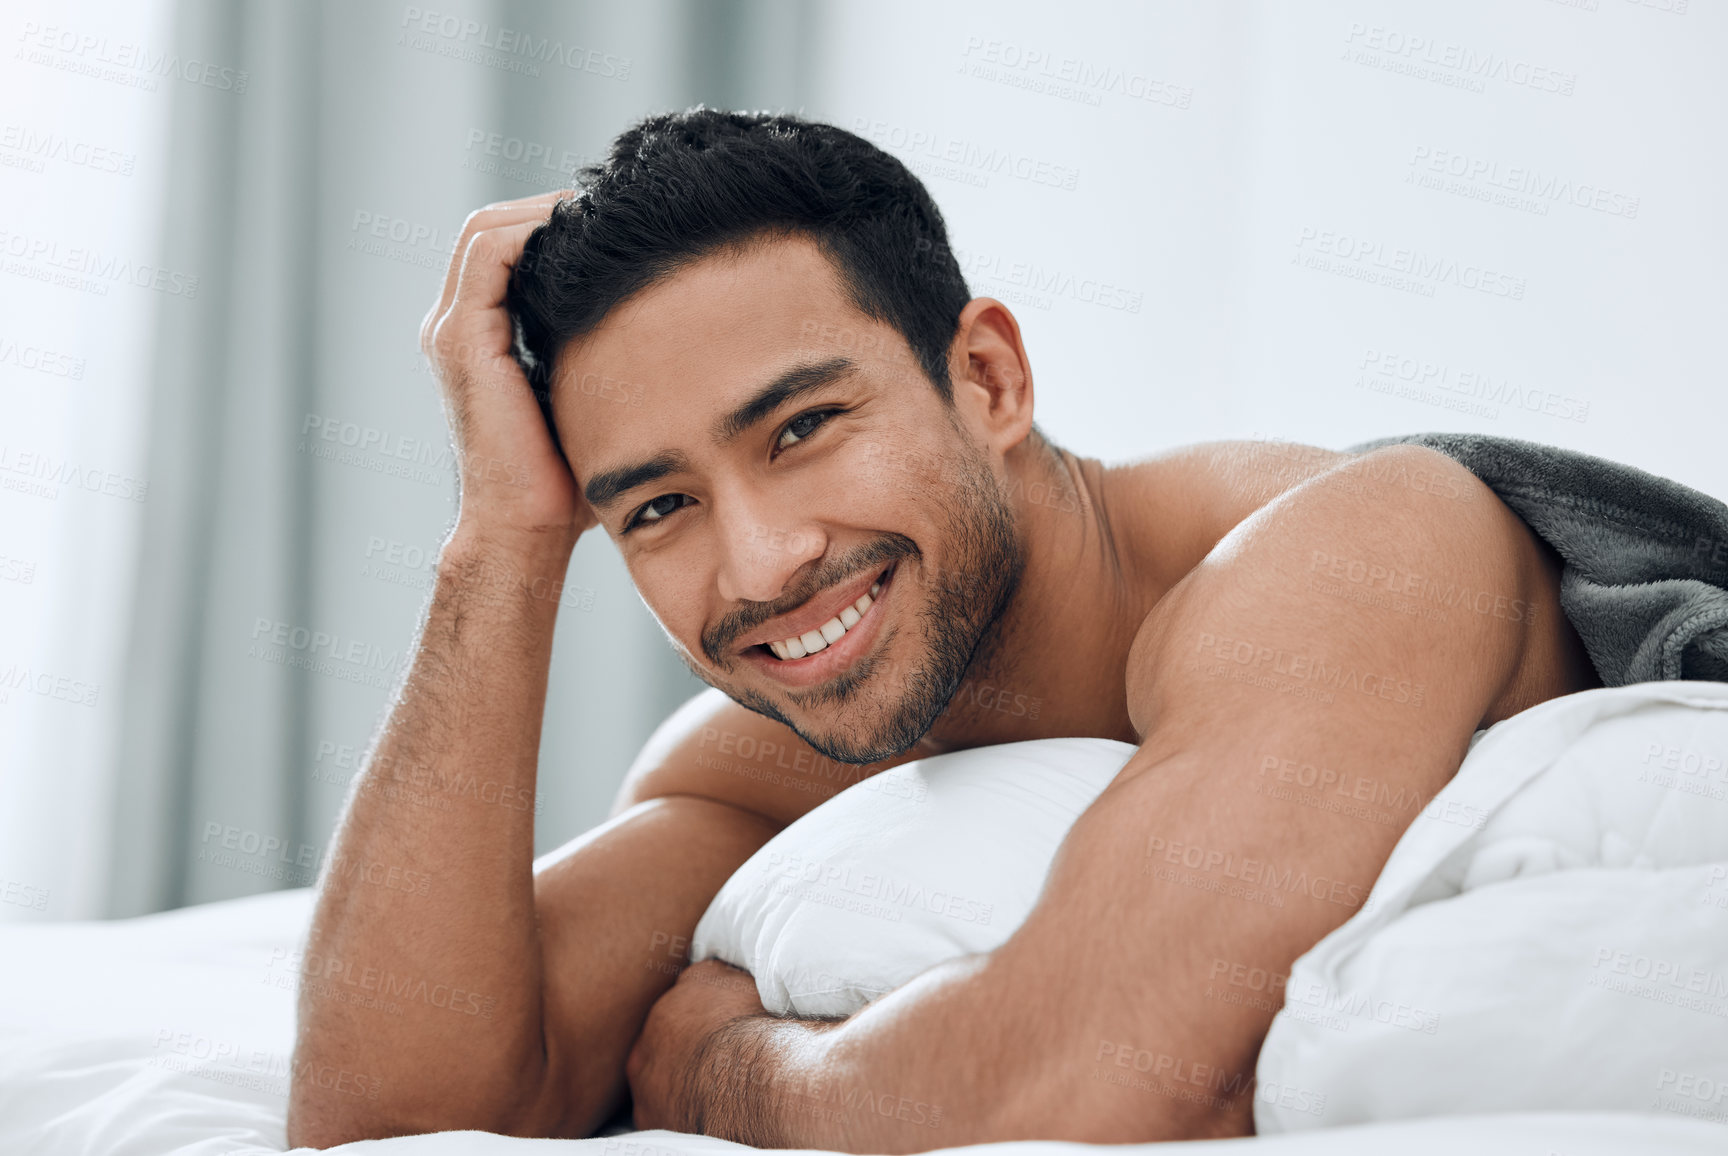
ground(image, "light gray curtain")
xmin=109 ymin=0 xmax=816 ymax=916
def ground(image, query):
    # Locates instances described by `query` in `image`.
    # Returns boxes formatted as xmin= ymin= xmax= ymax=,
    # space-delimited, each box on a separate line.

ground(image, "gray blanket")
xmin=1347 ymin=432 xmax=1728 ymax=686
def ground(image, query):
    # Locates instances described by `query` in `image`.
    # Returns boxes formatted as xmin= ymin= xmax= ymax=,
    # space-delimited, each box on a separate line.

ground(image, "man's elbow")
xmin=999 ymin=1102 xmax=1249 ymax=1146
xmin=283 ymin=1078 xmax=554 ymax=1149
xmin=284 ymin=1099 xmax=399 ymax=1151
xmin=991 ymin=1067 xmax=1253 ymax=1146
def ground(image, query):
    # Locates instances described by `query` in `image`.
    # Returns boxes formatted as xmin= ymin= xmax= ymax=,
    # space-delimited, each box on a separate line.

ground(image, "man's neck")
xmin=913 ymin=442 xmax=1168 ymax=755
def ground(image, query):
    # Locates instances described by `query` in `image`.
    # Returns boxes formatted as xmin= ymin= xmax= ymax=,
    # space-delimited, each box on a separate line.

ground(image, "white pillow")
xmin=690 ymin=737 xmax=1137 ymax=1016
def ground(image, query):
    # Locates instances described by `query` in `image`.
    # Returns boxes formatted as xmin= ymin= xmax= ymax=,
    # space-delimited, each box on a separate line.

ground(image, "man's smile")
xmin=738 ymin=562 xmax=898 ymax=688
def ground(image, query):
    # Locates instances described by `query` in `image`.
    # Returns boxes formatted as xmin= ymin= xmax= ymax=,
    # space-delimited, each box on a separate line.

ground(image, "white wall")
xmin=806 ymin=0 xmax=1727 ymax=497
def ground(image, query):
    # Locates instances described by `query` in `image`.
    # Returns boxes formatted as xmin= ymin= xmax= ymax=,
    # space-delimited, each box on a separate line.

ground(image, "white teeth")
xmin=765 ymin=572 xmax=888 ymax=661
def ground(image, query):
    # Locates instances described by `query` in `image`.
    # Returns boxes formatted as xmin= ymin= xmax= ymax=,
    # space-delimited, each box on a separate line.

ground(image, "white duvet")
xmin=1257 ymin=680 xmax=1728 ymax=1131
xmin=3 ymin=683 xmax=1727 ymax=1154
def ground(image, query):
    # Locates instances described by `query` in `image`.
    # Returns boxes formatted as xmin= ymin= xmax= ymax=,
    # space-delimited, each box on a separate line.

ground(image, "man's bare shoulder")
xmin=1097 ymin=437 xmax=1391 ymax=589
xmin=1103 ymin=435 xmax=1478 ymax=517
xmin=613 ymin=688 xmax=926 ymax=826
xmin=1120 ymin=442 xmax=1591 ymax=744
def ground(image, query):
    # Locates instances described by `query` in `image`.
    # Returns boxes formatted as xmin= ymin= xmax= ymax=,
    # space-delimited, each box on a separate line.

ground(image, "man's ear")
xmin=948 ymin=297 xmax=1035 ymax=455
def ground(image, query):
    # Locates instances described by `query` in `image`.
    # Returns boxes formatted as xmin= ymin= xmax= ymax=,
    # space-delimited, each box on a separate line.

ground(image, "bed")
xmin=4 ymin=682 xmax=1728 ymax=1154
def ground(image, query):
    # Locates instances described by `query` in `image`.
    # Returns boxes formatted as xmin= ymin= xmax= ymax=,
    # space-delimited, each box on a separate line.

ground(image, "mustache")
xmin=703 ymin=533 xmax=918 ymax=664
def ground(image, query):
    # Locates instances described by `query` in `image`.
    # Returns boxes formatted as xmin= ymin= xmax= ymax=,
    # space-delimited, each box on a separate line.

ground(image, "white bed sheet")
xmin=0 ymin=878 xmax=1719 ymax=1153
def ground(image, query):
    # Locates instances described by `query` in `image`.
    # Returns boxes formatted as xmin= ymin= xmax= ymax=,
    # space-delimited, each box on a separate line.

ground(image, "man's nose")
xmin=714 ymin=515 xmax=827 ymax=606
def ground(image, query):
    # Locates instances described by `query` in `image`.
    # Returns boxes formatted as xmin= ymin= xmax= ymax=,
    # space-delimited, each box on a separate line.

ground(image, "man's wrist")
xmin=436 ymin=522 xmax=580 ymax=614
xmin=689 ymin=1014 xmax=836 ymax=1148
xmin=444 ymin=519 xmax=577 ymax=571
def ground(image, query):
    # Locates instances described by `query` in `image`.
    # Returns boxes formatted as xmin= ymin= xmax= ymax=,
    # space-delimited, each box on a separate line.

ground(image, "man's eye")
xmin=775 ymin=408 xmax=840 ymax=452
xmin=624 ymin=493 xmax=691 ymax=532
xmin=622 ymin=410 xmax=843 ymax=533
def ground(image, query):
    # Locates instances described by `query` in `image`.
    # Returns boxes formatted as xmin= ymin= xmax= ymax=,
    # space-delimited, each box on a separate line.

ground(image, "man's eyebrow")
xmin=584 ymin=450 xmax=692 ymax=513
xmin=714 ymin=356 xmax=857 ymax=444
xmin=583 ymin=356 xmax=858 ymax=514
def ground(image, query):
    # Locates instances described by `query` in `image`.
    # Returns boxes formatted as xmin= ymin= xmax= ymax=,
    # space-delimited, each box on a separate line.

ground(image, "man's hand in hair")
xmin=418 ymin=189 xmax=595 ymax=551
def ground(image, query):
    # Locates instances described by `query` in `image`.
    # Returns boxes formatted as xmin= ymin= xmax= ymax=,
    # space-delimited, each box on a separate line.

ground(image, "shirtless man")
xmin=284 ymin=110 xmax=1599 ymax=1150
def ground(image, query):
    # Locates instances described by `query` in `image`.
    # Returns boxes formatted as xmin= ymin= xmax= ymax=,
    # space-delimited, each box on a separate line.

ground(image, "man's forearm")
xmin=287 ymin=528 xmax=572 ymax=1143
xmin=667 ymin=935 xmax=1248 ymax=1154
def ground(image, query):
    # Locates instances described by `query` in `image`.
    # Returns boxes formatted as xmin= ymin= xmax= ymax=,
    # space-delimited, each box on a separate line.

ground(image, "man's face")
xmin=551 ymin=235 xmax=1025 ymax=764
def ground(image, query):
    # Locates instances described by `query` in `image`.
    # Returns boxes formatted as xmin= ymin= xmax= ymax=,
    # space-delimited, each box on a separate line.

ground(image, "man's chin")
xmin=795 ymin=726 xmax=918 ymax=768
xmin=802 ymin=678 xmax=969 ymax=765
xmin=722 ymin=681 xmax=941 ymax=767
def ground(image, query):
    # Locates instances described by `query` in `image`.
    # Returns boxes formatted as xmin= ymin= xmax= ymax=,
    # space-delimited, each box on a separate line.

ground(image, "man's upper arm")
xmin=985 ymin=445 xmax=1550 ymax=1138
xmin=613 ymin=688 xmax=924 ymax=825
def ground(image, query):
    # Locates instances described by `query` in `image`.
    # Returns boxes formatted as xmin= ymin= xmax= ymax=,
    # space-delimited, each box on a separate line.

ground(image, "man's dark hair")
xmin=506 ymin=107 xmax=972 ymax=412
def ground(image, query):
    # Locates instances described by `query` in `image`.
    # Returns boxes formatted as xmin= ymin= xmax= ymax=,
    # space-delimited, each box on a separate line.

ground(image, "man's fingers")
xmin=489 ymin=189 xmax=574 ymax=209
xmin=450 ymin=219 xmax=544 ymax=312
xmin=425 ymin=220 xmax=546 ymax=370
xmin=435 ymin=200 xmax=564 ymax=319
xmin=425 ymin=192 xmax=572 ymax=350
xmin=424 ymin=219 xmax=546 ymax=358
